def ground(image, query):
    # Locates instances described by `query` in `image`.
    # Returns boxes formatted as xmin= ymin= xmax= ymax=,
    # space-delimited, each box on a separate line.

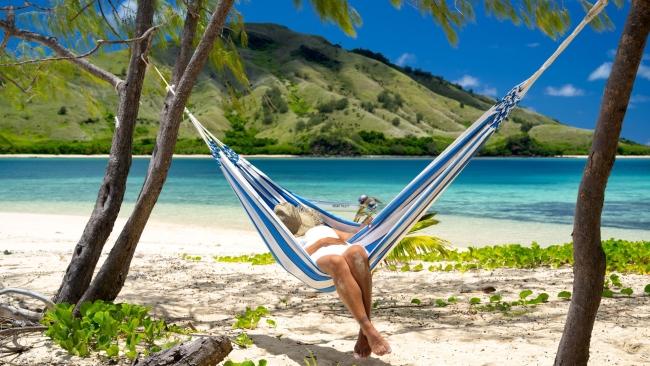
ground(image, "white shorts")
xmin=299 ymin=225 xmax=353 ymax=262
xmin=310 ymin=243 xmax=351 ymax=262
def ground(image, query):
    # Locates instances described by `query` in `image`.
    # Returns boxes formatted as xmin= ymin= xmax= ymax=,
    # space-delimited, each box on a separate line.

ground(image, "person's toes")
xmin=354 ymin=331 xmax=371 ymax=359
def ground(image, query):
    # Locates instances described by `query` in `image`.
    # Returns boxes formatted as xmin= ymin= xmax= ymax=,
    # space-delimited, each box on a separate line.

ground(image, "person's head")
xmin=274 ymin=202 xmax=322 ymax=236
xmin=358 ymin=194 xmax=368 ymax=205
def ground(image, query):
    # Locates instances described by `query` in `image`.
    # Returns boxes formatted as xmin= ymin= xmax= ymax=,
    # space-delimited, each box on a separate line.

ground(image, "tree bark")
xmin=554 ymin=1 xmax=650 ymax=365
xmin=77 ymin=0 xmax=235 ymax=304
xmin=53 ymin=0 xmax=156 ymax=304
xmin=133 ymin=336 xmax=232 ymax=366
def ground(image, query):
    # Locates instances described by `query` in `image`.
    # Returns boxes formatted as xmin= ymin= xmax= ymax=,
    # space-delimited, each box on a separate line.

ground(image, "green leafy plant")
xmin=233 ymin=306 xmax=272 ymax=330
xmin=41 ymin=301 xmax=187 ymax=360
xmin=410 ymin=298 xmax=421 ymax=305
xmin=645 ymin=284 xmax=650 ymax=295
xmin=469 ymin=291 xmax=549 ymax=313
xmin=224 ymin=359 xmax=268 ymax=366
xmin=304 ymin=350 xmax=319 ymax=366
xmin=435 ymin=299 xmax=448 ymax=307
xmin=181 ymin=253 xmax=202 ymax=261
xmin=214 ymin=253 xmax=276 ymax=265
xmin=602 ymin=289 xmax=614 ymax=298
xmin=558 ymin=291 xmax=572 ymax=300
xmin=233 ymin=332 xmax=254 ymax=348
xmin=620 ymin=287 xmax=633 ymax=296
xmin=423 ymin=239 xmax=650 ymax=274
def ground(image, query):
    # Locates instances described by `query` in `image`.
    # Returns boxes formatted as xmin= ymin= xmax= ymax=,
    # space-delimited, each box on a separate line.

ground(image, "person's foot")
xmin=361 ymin=324 xmax=392 ymax=356
xmin=353 ymin=329 xmax=371 ymax=359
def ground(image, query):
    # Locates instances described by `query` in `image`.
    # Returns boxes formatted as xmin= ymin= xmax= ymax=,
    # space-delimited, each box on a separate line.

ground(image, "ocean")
xmin=0 ymin=157 xmax=648 ymax=234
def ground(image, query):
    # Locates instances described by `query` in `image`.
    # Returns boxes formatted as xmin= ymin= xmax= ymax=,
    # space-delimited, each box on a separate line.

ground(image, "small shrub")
xmin=262 ymin=86 xmax=288 ymax=114
xmin=361 ymin=101 xmax=375 ymax=112
xmin=377 ymin=90 xmax=403 ymax=112
xmin=392 ymin=117 xmax=400 ymax=127
xmin=57 ymin=106 xmax=67 ymax=115
xmin=262 ymin=113 xmax=274 ymax=125
xmin=233 ymin=306 xmax=272 ymax=330
xmin=41 ymin=301 xmax=188 ymax=360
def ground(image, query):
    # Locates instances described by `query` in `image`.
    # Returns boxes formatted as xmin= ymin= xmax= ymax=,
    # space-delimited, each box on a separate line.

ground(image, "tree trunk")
xmin=133 ymin=336 xmax=232 ymax=366
xmin=554 ymin=1 xmax=650 ymax=365
xmin=52 ymin=0 xmax=156 ymax=304
xmin=77 ymin=0 xmax=235 ymax=304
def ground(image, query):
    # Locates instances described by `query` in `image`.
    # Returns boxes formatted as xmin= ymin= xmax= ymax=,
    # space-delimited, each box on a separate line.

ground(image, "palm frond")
xmin=384 ymin=235 xmax=449 ymax=264
xmin=409 ymin=217 xmax=439 ymax=233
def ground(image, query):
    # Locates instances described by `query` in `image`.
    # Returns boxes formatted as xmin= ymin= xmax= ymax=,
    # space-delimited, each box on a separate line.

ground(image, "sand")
xmin=1 ymin=211 xmax=649 ymax=365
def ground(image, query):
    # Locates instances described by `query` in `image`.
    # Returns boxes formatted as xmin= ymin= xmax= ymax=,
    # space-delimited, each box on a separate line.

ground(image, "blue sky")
xmin=234 ymin=0 xmax=650 ymax=145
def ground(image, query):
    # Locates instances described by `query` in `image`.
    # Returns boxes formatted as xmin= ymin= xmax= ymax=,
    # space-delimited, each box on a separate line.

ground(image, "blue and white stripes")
xmin=201 ymin=86 xmax=523 ymax=291
xmin=151 ymin=0 xmax=605 ymax=291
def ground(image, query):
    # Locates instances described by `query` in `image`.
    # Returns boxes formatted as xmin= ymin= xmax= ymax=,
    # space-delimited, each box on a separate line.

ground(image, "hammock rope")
xmin=143 ymin=0 xmax=608 ymax=291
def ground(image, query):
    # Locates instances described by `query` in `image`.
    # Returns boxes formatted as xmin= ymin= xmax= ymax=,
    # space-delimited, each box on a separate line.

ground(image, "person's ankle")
xmin=358 ymin=317 xmax=372 ymax=328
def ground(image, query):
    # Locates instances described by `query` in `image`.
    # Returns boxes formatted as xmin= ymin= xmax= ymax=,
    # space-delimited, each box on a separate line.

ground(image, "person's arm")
xmin=305 ymin=236 xmax=347 ymax=255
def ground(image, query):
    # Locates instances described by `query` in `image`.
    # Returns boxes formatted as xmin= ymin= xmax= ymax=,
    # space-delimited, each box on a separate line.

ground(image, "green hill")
xmin=1 ymin=23 xmax=648 ymax=156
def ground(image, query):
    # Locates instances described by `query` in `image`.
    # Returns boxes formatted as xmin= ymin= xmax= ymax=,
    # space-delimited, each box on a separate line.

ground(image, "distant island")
xmin=1 ymin=23 xmax=648 ymax=156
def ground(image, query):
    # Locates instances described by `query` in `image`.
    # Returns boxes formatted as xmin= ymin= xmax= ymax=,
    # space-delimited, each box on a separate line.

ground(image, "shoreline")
xmin=1 ymin=211 xmax=647 ymax=253
xmin=1 ymin=153 xmax=649 ymax=159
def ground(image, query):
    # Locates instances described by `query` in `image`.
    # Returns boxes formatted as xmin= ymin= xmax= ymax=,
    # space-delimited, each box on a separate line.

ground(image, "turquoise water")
xmin=0 ymin=157 xmax=648 ymax=231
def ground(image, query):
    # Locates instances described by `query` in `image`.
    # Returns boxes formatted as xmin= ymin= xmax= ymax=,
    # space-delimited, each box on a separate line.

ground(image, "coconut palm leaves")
xmin=384 ymin=212 xmax=449 ymax=263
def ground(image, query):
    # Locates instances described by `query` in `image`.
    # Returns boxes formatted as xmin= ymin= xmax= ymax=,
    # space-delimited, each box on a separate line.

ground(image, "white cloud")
xmin=526 ymin=42 xmax=540 ymax=48
xmin=454 ymin=74 xmax=480 ymax=89
xmin=395 ymin=53 xmax=416 ymax=67
xmin=588 ymin=62 xmax=612 ymax=81
xmin=638 ymin=64 xmax=650 ymax=80
xmin=118 ymin=0 xmax=137 ymax=18
xmin=545 ymin=84 xmax=585 ymax=97
xmin=590 ymin=61 xmax=650 ymax=81
xmin=630 ymin=95 xmax=650 ymax=104
xmin=478 ymin=87 xmax=498 ymax=97
xmin=608 ymin=49 xmax=649 ymax=61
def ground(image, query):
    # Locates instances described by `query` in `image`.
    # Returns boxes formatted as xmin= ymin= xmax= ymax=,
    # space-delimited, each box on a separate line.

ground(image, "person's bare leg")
xmin=342 ymin=245 xmax=373 ymax=359
xmin=317 ymin=254 xmax=391 ymax=356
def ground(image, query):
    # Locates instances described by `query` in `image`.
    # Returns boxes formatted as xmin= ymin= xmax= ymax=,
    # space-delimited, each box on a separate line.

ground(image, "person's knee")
xmin=345 ymin=245 xmax=368 ymax=262
xmin=320 ymin=255 xmax=349 ymax=276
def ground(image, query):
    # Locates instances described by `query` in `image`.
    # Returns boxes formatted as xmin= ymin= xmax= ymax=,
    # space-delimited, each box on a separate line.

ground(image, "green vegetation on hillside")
xmin=1 ymin=23 xmax=648 ymax=156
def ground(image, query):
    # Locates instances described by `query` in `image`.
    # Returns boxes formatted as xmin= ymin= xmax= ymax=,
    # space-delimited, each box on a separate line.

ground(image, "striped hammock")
xmin=149 ymin=0 xmax=606 ymax=291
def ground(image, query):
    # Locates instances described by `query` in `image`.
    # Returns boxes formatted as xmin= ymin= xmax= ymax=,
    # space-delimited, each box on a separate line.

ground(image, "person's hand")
xmin=362 ymin=215 xmax=373 ymax=225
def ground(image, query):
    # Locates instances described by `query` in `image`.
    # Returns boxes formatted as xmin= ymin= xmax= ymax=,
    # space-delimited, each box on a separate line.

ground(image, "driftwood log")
xmin=133 ymin=336 xmax=232 ymax=366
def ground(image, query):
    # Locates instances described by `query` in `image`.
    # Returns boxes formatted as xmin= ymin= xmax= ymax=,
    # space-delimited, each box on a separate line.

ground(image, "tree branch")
xmin=98 ymin=0 xmax=121 ymax=38
xmin=0 ymin=288 xmax=54 ymax=309
xmin=0 ymin=326 xmax=47 ymax=338
xmin=0 ymin=305 xmax=42 ymax=322
xmin=0 ymin=19 xmax=120 ymax=87
xmin=0 ymin=25 xmax=159 ymax=68
xmin=69 ymin=0 xmax=97 ymax=23
xmin=0 ymin=70 xmax=30 ymax=93
xmin=0 ymin=2 xmax=53 ymax=12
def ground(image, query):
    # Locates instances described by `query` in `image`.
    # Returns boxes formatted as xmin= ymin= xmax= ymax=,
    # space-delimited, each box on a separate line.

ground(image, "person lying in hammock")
xmin=274 ymin=203 xmax=392 ymax=359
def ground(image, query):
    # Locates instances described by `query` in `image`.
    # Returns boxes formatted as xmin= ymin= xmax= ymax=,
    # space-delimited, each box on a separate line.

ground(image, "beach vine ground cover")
xmin=41 ymin=301 xmax=189 ymax=360
xmin=211 ymin=239 xmax=649 ymax=274
xmin=420 ymin=239 xmax=650 ymax=274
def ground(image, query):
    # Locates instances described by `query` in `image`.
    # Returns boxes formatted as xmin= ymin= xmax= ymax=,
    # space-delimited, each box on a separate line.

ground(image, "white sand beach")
xmin=1 ymin=211 xmax=649 ymax=365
